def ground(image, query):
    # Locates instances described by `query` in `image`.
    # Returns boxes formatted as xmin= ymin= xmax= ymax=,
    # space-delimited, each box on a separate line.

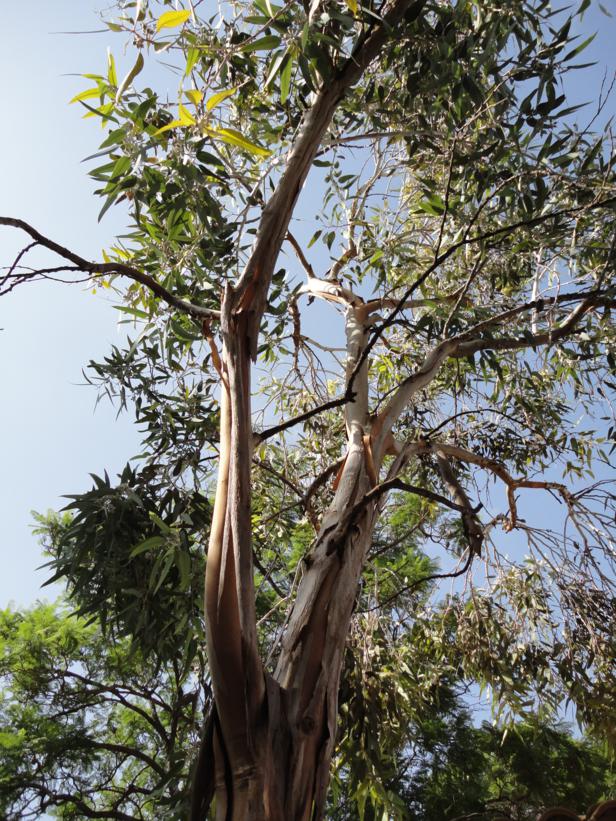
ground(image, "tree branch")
xmin=432 ymin=445 xmax=483 ymax=556
xmin=232 ymin=0 xmax=422 ymax=358
xmin=257 ymin=286 xmax=615 ymax=445
xmin=412 ymin=440 xmax=573 ymax=530
xmin=347 ymin=195 xmax=616 ymax=410
xmin=360 ymin=548 xmax=474 ymax=613
xmin=0 ymin=217 xmax=219 ymax=320
xmin=376 ymin=288 xmax=616 ymax=444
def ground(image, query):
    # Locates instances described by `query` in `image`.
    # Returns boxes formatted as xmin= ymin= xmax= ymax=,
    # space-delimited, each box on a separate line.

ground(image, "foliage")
xmin=1 ymin=601 xmax=614 ymax=820
xmin=0 ymin=602 xmax=207 ymax=819
xmin=1 ymin=0 xmax=616 ymax=816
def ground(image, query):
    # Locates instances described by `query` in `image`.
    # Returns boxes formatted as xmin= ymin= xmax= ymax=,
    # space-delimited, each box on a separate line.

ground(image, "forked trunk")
xmin=190 ymin=5 xmax=418 ymax=813
xmin=194 ymin=493 xmax=378 ymax=821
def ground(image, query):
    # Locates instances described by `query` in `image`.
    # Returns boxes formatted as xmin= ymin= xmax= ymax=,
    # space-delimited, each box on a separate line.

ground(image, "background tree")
xmin=2 ymin=595 xmax=614 ymax=820
xmin=1 ymin=0 xmax=616 ymax=818
xmin=0 ymin=598 xmax=206 ymax=819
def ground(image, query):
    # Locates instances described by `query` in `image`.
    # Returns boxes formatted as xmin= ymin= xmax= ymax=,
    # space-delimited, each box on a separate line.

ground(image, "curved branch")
xmin=432 ymin=446 xmax=483 ymax=556
xmin=346 ymin=195 xmax=616 ymax=405
xmin=286 ymin=231 xmax=316 ymax=279
xmin=418 ymin=440 xmax=573 ymax=530
xmin=0 ymin=217 xmax=219 ymax=320
xmin=360 ymin=549 xmax=474 ymax=613
xmin=257 ymin=287 xmax=615 ymax=445
xmin=375 ymin=289 xmax=616 ymax=444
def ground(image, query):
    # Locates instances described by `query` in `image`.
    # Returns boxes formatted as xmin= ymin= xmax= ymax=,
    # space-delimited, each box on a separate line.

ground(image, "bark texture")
xmin=195 ymin=3 xmax=426 ymax=817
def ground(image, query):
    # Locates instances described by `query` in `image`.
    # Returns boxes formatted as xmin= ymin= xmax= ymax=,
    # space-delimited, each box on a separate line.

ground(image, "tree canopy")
xmin=1 ymin=0 xmax=616 ymax=818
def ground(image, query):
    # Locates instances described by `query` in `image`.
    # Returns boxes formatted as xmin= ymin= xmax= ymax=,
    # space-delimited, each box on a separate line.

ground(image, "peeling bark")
xmin=195 ymin=4 xmax=420 ymax=816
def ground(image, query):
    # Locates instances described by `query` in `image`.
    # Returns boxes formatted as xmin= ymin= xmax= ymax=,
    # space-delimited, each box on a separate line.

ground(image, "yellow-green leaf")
xmin=156 ymin=9 xmax=191 ymax=32
xmin=153 ymin=118 xmax=184 ymax=135
xmin=115 ymin=52 xmax=144 ymax=103
xmin=107 ymin=49 xmax=118 ymax=86
xmin=70 ymin=87 xmax=102 ymax=104
xmin=344 ymin=0 xmax=358 ymax=13
xmin=82 ymin=102 xmax=115 ymax=122
xmin=205 ymin=86 xmax=239 ymax=111
xmin=178 ymin=103 xmax=196 ymax=125
xmin=184 ymin=47 xmax=200 ymax=76
xmin=185 ymin=89 xmax=204 ymax=106
xmin=152 ymin=103 xmax=196 ymax=134
xmin=207 ymin=127 xmax=271 ymax=157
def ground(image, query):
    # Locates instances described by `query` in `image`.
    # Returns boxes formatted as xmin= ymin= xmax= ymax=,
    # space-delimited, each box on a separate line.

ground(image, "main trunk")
xmin=194 ymin=476 xmax=378 ymax=821
xmin=190 ymin=279 xmax=382 ymax=819
xmin=188 ymin=4 xmax=419 ymax=814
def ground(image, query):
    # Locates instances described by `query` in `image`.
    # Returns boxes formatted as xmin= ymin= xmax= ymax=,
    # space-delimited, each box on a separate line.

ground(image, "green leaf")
xmin=130 ymin=536 xmax=165 ymax=558
xmin=80 ymin=100 xmax=117 ymax=122
xmin=152 ymin=550 xmax=175 ymax=594
xmin=265 ymin=51 xmax=286 ymax=88
xmin=156 ymin=9 xmax=191 ymax=32
xmin=240 ymin=35 xmax=281 ymax=53
xmin=254 ymin=0 xmax=282 ymax=18
xmin=170 ymin=317 xmax=202 ymax=342
xmin=149 ymin=511 xmax=173 ymax=534
xmin=417 ymin=194 xmax=445 ymax=215
xmin=97 ymin=192 xmax=117 ymax=222
xmin=175 ymin=548 xmax=191 ymax=589
xmin=563 ymin=33 xmax=596 ymax=61
xmin=114 ymin=305 xmax=149 ymax=319
xmin=279 ymin=53 xmax=293 ymax=104
xmin=207 ymin=126 xmax=271 ymax=157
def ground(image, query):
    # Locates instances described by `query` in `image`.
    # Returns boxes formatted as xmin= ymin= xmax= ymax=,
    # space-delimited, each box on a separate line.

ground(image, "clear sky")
xmin=0 ymin=2 xmax=615 ymax=610
xmin=0 ymin=3 xmax=142 ymax=605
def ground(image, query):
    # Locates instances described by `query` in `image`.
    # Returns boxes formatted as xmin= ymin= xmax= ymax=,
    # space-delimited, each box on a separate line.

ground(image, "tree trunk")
xmin=192 ymin=4 xmax=419 ymax=814
xmin=195 ymin=284 xmax=380 ymax=819
xmin=199 ymin=478 xmax=377 ymax=820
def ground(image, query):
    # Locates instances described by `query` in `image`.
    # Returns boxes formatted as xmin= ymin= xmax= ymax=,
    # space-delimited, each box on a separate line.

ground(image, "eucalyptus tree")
xmin=2 ymin=0 xmax=616 ymax=818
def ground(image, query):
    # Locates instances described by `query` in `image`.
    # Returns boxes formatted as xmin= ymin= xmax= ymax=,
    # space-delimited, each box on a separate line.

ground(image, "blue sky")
xmin=1 ymin=1 xmax=615 ymax=610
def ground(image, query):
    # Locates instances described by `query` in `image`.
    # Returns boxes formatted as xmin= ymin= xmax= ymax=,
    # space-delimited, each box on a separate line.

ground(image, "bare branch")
xmin=286 ymin=231 xmax=316 ymax=279
xmin=360 ymin=549 xmax=474 ymax=613
xmin=414 ymin=440 xmax=574 ymax=531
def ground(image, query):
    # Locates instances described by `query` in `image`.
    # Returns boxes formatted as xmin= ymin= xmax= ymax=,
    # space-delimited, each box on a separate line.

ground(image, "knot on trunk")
xmin=299 ymin=714 xmax=317 ymax=735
